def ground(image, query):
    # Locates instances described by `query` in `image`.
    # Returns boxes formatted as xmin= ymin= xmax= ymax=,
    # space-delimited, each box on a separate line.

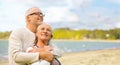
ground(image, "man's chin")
xmin=37 ymin=21 xmax=43 ymax=25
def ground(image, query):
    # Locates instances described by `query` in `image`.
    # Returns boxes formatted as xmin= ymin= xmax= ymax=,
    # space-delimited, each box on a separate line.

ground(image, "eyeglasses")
xmin=29 ymin=12 xmax=45 ymax=17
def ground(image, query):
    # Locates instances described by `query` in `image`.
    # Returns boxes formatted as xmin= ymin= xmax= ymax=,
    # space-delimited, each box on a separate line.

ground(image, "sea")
xmin=0 ymin=40 xmax=120 ymax=60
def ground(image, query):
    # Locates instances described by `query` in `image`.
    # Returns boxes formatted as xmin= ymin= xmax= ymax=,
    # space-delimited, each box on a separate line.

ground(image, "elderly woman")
xmin=26 ymin=23 xmax=62 ymax=65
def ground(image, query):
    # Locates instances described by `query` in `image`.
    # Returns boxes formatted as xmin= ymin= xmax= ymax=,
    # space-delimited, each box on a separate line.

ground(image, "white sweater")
xmin=8 ymin=27 xmax=39 ymax=65
xmin=26 ymin=44 xmax=63 ymax=65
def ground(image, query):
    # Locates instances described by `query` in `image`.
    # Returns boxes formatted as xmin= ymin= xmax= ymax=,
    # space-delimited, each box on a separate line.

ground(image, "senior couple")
xmin=8 ymin=7 xmax=62 ymax=65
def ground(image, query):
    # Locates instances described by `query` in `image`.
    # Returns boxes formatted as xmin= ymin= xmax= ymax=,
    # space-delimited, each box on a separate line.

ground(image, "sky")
xmin=0 ymin=0 xmax=120 ymax=31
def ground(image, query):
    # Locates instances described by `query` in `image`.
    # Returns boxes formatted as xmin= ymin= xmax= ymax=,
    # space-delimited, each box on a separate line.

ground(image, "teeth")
xmin=42 ymin=35 xmax=47 ymax=37
xmin=41 ymin=33 xmax=47 ymax=37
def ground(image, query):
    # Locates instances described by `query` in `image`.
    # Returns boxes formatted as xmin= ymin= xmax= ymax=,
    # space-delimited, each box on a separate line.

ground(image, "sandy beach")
xmin=1 ymin=49 xmax=120 ymax=65
xmin=58 ymin=49 xmax=120 ymax=65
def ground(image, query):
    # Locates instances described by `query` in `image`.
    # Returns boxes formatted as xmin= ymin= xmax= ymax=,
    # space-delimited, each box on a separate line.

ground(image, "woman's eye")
xmin=47 ymin=29 xmax=51 ymax=32
xmin=41 ymin=28 xmax=44 ymax=30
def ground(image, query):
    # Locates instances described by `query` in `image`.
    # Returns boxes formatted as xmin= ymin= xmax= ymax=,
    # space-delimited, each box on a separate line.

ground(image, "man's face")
xmin=27 ymin=12 xmax=44 ymax=26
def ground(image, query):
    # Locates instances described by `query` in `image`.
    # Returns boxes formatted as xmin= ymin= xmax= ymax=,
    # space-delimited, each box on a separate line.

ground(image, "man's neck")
xmin=26 ymin=24 xmax=37 ymax=33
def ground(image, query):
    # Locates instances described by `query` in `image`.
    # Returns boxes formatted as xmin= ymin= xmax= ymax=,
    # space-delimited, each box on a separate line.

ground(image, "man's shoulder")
xmin=10 ymin=28 xmax=28 ymax=35
xmin=12 ymin=28 xmax=27 ymax=32
xmin=9 ymin=28 xmax=27 ymax=38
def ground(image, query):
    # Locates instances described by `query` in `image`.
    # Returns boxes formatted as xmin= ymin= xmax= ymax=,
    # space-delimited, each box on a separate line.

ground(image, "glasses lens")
xmin=40 ymin=14 xmax=45 ymax=17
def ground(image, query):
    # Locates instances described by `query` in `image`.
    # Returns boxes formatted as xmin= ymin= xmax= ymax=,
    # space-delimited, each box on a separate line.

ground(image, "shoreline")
xmin=1 ymin=39 xmax=120 ymax=42
xmin=52 ymin=39 xmax=120 ymax=42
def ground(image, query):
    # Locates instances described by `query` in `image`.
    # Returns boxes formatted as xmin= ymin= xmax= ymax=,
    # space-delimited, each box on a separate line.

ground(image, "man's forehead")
xmin=25 ymin=7 xmax=42 ymax=16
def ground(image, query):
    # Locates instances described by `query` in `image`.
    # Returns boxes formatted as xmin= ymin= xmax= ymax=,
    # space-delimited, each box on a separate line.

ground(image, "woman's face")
xmin=36 ymin=23 xmax=52 ymax=41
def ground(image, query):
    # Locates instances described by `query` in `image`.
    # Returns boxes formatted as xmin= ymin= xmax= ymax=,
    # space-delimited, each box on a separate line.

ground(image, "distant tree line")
xmin=0 ymin=28 xmax=120 ymax=40
xmin=0 ymin=31 xmax=11 ymax=40
xmin=53 ymin=28 xmax=120 ymax=40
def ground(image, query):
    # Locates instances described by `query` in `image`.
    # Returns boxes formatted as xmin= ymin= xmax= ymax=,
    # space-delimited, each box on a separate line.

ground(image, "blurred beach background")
xmin=0 ymin=0 xmax=120 ymax=65
xmin=0 ymin=40 xmax=120 ymax=65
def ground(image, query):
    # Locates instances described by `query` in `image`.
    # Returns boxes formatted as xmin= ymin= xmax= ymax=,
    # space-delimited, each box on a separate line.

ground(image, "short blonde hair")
xmin=37 ymin=22 xmax=52 ymax=32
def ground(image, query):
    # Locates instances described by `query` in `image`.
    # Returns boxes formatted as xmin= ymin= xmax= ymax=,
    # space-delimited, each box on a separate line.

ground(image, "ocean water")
xmin=0 ymin=40 xmax=120 ymax=58
xmin=0 ymin=40 xmax=8 ymax=56
xmin=51 ymin=40 xmax=120 ymax=52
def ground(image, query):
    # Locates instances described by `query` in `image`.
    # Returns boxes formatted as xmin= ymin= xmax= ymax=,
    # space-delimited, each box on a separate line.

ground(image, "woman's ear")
xmin=51 ymin=34 xmax=53 ymax=38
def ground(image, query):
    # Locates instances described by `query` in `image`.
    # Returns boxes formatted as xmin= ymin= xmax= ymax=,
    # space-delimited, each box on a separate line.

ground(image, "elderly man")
xmin=8 ymin=7 xmax=54 ymax=65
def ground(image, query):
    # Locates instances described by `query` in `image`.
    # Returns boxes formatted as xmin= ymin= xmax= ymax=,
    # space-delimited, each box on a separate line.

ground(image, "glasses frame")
xmin=29 ymin=12 xmax=45 ymax=17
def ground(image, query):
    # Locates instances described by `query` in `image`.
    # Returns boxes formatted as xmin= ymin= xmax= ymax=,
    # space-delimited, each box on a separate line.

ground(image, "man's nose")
xmin=38 ymin=16 xmax=43 ymax=20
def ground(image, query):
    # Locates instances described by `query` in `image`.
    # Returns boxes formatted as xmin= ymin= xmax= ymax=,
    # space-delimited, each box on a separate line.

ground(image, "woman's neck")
xmin=36 ymin=40 xmax=48 ymax=48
